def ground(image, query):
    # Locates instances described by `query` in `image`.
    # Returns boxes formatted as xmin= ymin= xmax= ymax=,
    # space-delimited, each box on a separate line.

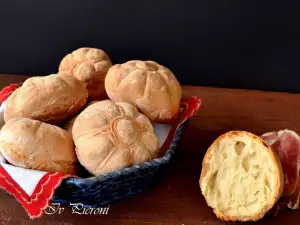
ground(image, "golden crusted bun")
xmin=58 ymin=47 xmax=112 ymax=100
xmin=4 ymin=74 xmax=88 ymax=125
xmin=72 ymin=100 xmax=160 ymax=175
xmin=199 ymin=131 xmax=284 ymax=222
xmin=0 ymin=117 xmax=78 ymax=174
xmin=105 ymin=60 xmax=182 ymax=123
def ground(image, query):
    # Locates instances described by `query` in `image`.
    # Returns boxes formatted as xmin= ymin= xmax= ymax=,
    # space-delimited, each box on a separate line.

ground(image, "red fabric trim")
xmin=158 ymin=96 xmax=201 ymax=157
xmin=0 ymin=166 xmax=72 ymax=219
xmin=0 ymin=83 xmax=20 ymax=105
xmin=0 ymin=83 xmax=202 ymax=219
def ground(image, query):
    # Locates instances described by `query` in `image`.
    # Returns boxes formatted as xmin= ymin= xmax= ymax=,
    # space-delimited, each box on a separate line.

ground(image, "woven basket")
xmin=0 ymin=83 xmax=200 ymax=208
xmin=52 ymin=121 xmax=186 ymax=207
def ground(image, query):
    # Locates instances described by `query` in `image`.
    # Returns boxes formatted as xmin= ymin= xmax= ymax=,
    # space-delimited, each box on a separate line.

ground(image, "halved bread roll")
xmin=199 ymin=131 xmax=284 ymax=222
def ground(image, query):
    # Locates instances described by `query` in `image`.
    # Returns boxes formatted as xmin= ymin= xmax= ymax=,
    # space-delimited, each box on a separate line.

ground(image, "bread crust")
xmin=0 ymin=117 xmax=78 ymax=174
xmin=199 ymin=130 xmax=284 ymax=222
xmin=58 ymin=47 xmax=112 ymax=100
xmin=4 ymin=74 xmax=88 ymax=125
xmin=105 ymin=60 xmax=182 ymax=123
xmin=72 ymin=100 xmax=160 ymax=176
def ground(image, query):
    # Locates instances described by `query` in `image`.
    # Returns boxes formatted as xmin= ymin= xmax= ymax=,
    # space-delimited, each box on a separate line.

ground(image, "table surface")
xmin=1 ymin=74 xmax=300 ymax=225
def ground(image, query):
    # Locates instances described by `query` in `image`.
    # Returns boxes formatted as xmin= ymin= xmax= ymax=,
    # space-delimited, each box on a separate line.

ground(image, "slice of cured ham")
xmin=261 ymin=130 xmax=300 ymax=209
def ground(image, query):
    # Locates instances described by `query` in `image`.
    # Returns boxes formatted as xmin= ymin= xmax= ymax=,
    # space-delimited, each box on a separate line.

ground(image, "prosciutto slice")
xmin=261 ymin=130 xmax=300 ymax=209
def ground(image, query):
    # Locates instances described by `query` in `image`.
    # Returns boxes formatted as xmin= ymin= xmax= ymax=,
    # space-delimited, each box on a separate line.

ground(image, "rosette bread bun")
xmin=4 ymin=74 xmax=88 ymax=125
xmin=0 ymin=117 xmax=78 ymax=174
xmin=59 ymin=47 xmax=112 ymax=100
xmin=199 ymin=131 xmax=284 ymax=222
xmin=72 ymin=100 xmax=160 ymax=176
xmin=105 ymin=60 xmax=182 ymax=123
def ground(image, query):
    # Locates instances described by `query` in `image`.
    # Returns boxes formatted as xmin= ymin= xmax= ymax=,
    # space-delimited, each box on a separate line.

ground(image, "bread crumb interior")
xmin=201 ymin=134 xmax=277 ymax=217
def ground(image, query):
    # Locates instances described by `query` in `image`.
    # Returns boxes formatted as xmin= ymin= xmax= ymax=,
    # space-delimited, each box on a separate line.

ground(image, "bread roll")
xmin=0 ymin=117 xmax=78 ymax=174
xmin=72 ymin=100 xmax=160 ymax=175
xmin=105 ymin=60 xmax=182 ymax=123
xmin=199 ymin=131 xmax=284 ymax=221
xmin=59 ymin=47 xmax=112 ymax=100
xmin=4 ymin=74 xmax=88 ymax=124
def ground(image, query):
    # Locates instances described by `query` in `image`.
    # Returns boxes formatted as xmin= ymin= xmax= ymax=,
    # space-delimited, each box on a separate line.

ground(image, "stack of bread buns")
xmin=0 ymin=47 xmax=182 ymax=176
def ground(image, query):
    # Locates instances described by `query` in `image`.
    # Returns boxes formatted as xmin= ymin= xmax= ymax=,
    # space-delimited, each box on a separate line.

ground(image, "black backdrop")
xmin=1 ymin=1 xmax=300 ymax=92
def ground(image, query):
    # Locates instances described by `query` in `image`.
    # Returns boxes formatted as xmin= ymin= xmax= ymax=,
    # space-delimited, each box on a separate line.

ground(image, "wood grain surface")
xmin=0 ymin=74 xmax=300 ymax=225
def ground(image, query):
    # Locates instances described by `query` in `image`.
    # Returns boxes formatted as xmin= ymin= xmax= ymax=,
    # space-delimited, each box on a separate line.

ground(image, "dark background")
xmin=1 ymin=0 xmax=300 ymax=92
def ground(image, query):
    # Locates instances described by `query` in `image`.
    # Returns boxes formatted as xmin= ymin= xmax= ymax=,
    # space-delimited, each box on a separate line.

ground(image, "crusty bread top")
xmin=4 ymin=74 xmax=88 ymax=124
xmin=0 ymin=117 xmax=78 ymax=174
xmin=58 ymin=47 xmax=112 ymax=100
xmin=59 ymin=47 xmax=112 ymax=83
xmin=72 ymin=100 xmax=160 ymax=176
xmin=200 ymin=131 xmax=284 ymax=222
xmin=105 ymin=60 xmax=182 ymax=122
